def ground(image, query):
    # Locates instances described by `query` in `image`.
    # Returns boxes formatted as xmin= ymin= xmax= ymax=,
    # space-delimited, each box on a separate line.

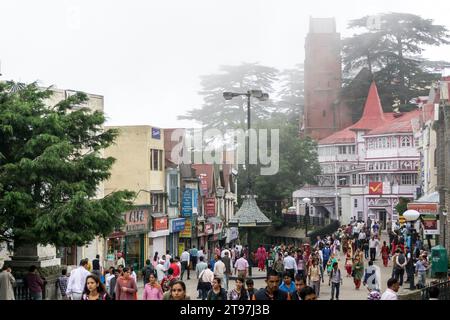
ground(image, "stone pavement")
xmin=137 ymin=232 xmax=426 ymax=300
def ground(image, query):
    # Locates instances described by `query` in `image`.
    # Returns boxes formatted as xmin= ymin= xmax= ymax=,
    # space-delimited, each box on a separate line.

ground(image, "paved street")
xmin=137 ymin=232 xmax=426 ymax=300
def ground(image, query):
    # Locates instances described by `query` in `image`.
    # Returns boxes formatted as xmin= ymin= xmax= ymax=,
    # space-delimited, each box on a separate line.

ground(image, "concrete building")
xmin=294 ymin=82 xmax=421 ymax=230
xmin=104 ymin=125 xmax=168 ymax=270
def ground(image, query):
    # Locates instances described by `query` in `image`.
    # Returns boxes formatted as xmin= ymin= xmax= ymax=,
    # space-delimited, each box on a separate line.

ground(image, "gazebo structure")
xmin=228 ymin=195 xmax=271 ymax=277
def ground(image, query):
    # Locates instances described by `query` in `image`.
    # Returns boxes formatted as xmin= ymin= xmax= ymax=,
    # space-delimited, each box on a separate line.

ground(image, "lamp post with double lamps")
xmin=403 ymin=209 xmax=421 ymax=290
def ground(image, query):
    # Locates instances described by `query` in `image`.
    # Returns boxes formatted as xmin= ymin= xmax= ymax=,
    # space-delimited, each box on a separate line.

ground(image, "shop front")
xmin=197 ymin=220 xmax=208 ymax=253
xmin=168 ymin=218 xmax=186 ymax=257
xmin=118 ymin=206 xmax=151 ymax=271
xmin=149 ymin=214 xmax=170 ymax=259
xmin=105 ymin=230 xmax=126 ymax=269
xmin=179 ymin=218 xmax=193 ymax=255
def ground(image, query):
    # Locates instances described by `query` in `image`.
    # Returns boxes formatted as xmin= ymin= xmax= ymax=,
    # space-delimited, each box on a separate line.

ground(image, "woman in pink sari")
xmin=256 ymin=245 xmax=266 ymax=271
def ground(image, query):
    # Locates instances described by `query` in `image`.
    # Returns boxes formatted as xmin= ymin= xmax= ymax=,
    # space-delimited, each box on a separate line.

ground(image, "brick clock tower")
xmin=302 ymin=17 xmax=353 ymax=140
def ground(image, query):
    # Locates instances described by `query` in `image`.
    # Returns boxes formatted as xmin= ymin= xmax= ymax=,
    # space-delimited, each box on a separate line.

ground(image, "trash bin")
xmin=431 ymin=245 xmax=448 ymax=278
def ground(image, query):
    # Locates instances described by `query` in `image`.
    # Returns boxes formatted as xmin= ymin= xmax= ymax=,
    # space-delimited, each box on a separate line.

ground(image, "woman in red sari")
xmin=256 ymin=245 xmax=266 ymax=271
xmin=381 ymin=241 xmax=389 ymax=267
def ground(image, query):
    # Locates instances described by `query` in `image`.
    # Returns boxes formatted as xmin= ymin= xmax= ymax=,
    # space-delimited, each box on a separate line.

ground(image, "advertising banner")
xmin=205 ymin=197 xmax=216 ymax=217
xmin=181 ymin=189 xmax=193 ymax=217
xmin=179 ymin=220 xmax=192 ymax=238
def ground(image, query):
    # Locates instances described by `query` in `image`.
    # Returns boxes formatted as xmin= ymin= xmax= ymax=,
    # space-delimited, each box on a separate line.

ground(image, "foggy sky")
xmin=1 ymin=0 xmax=449 ymax=128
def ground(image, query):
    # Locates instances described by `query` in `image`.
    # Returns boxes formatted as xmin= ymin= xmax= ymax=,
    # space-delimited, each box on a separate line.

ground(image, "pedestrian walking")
xmin=222 ymin=251 xmax=232 ymax=291
xmin=415 ymin=255 xmax=429 ymax=289
xmin=307 ymin=259 xmax=321 ymax=298
xmin=169 ymin=258 xmax=180 ymax=279
xmin=207 ymin=277 xmax=227 ymax=300
xmin=161 ymin=268 xmax=177 ymax=293
xmin=213 ymin=255 xmax=226 ymax=290
xmin=82 ymin=274 xmax=110 ymax=300
xmin=283 ymin=251 xmax=297 ymax=281
xmin=115 ymin=267 xmax=138 ymax=300
xmin=279 ymin=272 xmax=296 ymax=296
xmin=245 ymin=279 xmax=256 ymax=300
xmin=352 ymin=256 xmax=364 ymax=290
xmin=142 ymin=259 xmax=155 ymax=286
xmin=380 ymin=278 xmax=399 ymax=300
xmin=143 ymin=273 xmax=163 ymax=300
xmin=296 ymin=251 xmax=305 ymax=279
xmin=234 ymin=253 xmax=249 ymax=280
xmin=156 ymin=259 xmax=166 ymax=283
xmin=190 ymin=245 xmax=198 ymax=272
xmin=197 ymin=265 xmax=214 ymax=300
xmin=369 ymin=236 xmax=379 ymax=261
xmin=299 ymin=286 xmax=317 ymax=300
xmin=256 ymin=244 xmax=267 ymax=271
xmin=228 ymin=277 xmax=248 ymax=301
xmin=92 ymin=254 xmax=103 ymax=279
xmin=56 ymin=269 xmax=69 ymax=300
xmin=329 ymin=262 xmax=342 ymax=300
xmin=272 ymin=252 xmax=284 ymax=278
xmin=291 ymin=275 xmax=307 ymax=300
xmin=363 ymin=260 xmax=381 ymax=291
xmin=108 ymin=269 xmax=119 ymax=299
xmin=180 ymin=248 xmax=190 ymax=280
xmin=393 ymin=249 xmax=407 ymax=286
xmin=0 ymin=264 xmax=16 ymax=300
xmin=345 ymin=252 xmax=353 ymax=277
xmin=254 ymin=270 xmax=289 ymax=300
xmin=24 ymin=265 xmax=45 ymax=300
xmin=381 ymin=241 xmax=389 ymax=267
xmin=163 ymin=280 xmax=190 ymax=300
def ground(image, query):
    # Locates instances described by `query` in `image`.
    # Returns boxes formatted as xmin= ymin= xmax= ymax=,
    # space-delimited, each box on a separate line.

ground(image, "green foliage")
xmin=395 ymin=197 xmax=411 ymax=215
xmin=342 ymin=12 xmax=450 ymax=116
xmin=0 ymin=81 xmax=134 ymax=247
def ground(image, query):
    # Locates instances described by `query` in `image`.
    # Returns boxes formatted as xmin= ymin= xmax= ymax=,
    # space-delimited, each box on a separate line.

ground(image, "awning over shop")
xmin=265 ymin=226 xmax=306 ymax=240
xmin=416 ymin=192 xmax=439 ymax=203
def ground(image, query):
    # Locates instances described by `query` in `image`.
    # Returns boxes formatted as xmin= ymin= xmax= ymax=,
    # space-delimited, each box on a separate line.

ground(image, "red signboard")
xmin=153 ymin=217 xmax=168 ymax=231
xmin=200 ymin=174 xmax=208 ymax=196
xmin=205 ymin=197 xmax=216 ymax=216
xmin=407 ymin=203 xmax=438 ymax=214
xmin=369 ymin=182 xmax=383 ymax=195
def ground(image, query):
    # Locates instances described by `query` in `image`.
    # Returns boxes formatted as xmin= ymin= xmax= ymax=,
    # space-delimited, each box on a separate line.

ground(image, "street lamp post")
xmin=223 ymin=90 xmax=269 ymax=193
xmin=302 ymin=197 xmax=311 ymax=243
xmin=223 ymin=90 xmax=269 ymax=277
xmin=403 ymin=209 xmax=421 ymax=290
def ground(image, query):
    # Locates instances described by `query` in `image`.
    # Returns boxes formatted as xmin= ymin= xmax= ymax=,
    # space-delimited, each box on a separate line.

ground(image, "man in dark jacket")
xmin=109 ymin=269 xmax=120 ymax=299
xmin=142 ymin=259 xmax=155 ymax=285
xmin=222 ymin=251 xmax=232 ymax=291
xmin=92 ymin=254 xmax=102 ymax=279
xmin=24 ymin=265 xmax=45 ymax=300
xmin=254 ymin=270 xmax=288 ymax=300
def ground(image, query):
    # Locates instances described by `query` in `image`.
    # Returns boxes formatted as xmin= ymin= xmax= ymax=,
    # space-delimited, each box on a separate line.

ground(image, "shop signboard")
xmin=181 ymin=189 xmax=193 ymax=217
xmin=153 ymin=217 xmax=168 ymax=231
xmin=205 ymin=197 xmax=216 ymax=217
xmin=199 ymin=173 xmax=208 ymax=196
xmin=152 ymin=127 xmax=161 ymax=139
xmin=124 ymin=208 xmax=149 ymax=235
xmin=205 ymin=223 xmax=214 ymax=235
xmin=171 ymin=218 xmax=186 ymax=233
xmin=407 ymin=203 xmax=439 ymax=235
xmin=369 ymin=182 xmax=383 ymax=195
xmin=179 ymin=220 xmax=192 ymax=238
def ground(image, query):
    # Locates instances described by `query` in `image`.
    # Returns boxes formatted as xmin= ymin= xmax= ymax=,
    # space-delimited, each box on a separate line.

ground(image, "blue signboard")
xmin=152 ymin=128 xmax=161 ymax=140
xmin=171 ymin=218 xmax=186 ymax=233
xmin=181 ymin=189 xmax=193 ymax=217
xmin=193 ymin=189 xmax=198 ymax=211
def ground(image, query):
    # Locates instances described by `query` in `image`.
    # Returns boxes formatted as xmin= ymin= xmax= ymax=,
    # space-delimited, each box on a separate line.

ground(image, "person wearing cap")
xmin=156 ymin=257 xmax=166 ymax=283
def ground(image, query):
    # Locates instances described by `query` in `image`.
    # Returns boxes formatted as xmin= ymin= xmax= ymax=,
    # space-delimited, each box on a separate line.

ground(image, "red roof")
xmin=350 ymin=82 xmax=386 ymax=131
xmin=365 ymin=109 xmax=421 ymax=136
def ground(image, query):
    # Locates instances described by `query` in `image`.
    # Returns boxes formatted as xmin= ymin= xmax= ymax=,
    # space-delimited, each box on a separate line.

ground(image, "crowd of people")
xmin=0 ymin=218 xmax=443 ymax=300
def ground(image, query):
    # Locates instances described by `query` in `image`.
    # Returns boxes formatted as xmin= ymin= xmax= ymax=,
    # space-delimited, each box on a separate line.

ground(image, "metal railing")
xmin=420 ymin=280 xmax=450 ymax=300
xmin=13 ymin=278 xmax=47 ymax=300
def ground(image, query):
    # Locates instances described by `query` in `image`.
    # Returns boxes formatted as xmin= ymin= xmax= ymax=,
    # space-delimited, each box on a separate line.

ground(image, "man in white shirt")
xmin=66 ymin=259 xmax=91 ymax=300
xmin=156 ymin=259 xmax=166 ymax=282
xmin=381 ymin=278 xmax=399 ymax=300
xmin=283 ymin=251 xmax=297 ymax=280
xmin=369 ymin=236 xmax=380 ymax=261
xmin=213 ymin=255 xmax=226 ymax=288
xmin=198 ymin=246 xmax=205 ymax=261
xmin=198 ymin=265 xmax=214 ymax=300
xmin=180 ymin=249 xmax=190 ymax=280
xmin=221 ymin=247 xmax=231 ymax=259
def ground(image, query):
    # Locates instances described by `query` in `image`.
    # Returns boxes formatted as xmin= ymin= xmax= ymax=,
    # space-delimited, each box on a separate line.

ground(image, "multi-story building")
xmin=294 ymin=82 xmax=421 ymax=230
xmin=104 ymin=125 xmax=168 ymax=270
